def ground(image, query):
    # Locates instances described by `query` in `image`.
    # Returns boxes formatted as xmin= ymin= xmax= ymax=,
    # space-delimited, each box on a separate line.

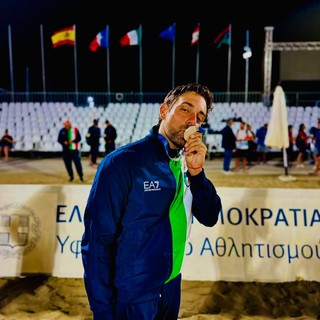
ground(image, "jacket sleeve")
xmin=187 ymin=169 xmax=221 ymax=227
xmin=57 ymin=129 xmax=64 ymax=145
xmin=81 ymin=157 xmax=130 ymax=319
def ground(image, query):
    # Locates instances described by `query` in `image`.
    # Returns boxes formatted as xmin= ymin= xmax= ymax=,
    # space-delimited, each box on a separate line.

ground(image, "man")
xmin=0 ymin=129 xmax=14 ymax=161
xmin=310 ymin=118 xmax=320 ymax=176
xmin=57 ymin=120 xmax=84 ymax=182
xmin=220 ymin=118 xmax=236 ymax=174
xmin=86 ymin=119 xmax=101 ymax=167
xmin=235 ymin=121 xmax=249 ymax=172
xmin=104 ymin=119 xmax=117 ymax=155
xmin=256 ymin=123 xmax=269 ymax=164
xmin=81 ymin=83 xmax=222 ymax=320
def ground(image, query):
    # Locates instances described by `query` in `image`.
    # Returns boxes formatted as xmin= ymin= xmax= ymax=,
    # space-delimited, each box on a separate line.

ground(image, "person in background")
xmin=256 ymin=123 xmax=269 ymax=164
xmin=104 ymin=119 xmax=117 ymax=155
xmin=286 ymin=124 xmax=295 ymax=164
xmin=86 ymin=119 xmax=101 ymax=167
xmin=245 ymin=123 xmax=257 ymax=166
xmin=0 ymin=129 xmax=14 ymax=161
xmin=235 ymin=120 xmax=249 ymax=172
xmin=57 ymin=120 xmax=84 ymax=182
xmin=310 ymin=118 xmax=320 ymax=176
xmin=220 ymin=118 xmax=236 ymax=174
xmin=295 ymin=123 xmax=311 ymax=168
xmin=81 ymin=83 xmax=222 ymax=320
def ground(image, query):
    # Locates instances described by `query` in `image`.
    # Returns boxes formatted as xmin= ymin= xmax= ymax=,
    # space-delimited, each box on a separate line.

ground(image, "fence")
xmin=1 ymin=91 xmax=320 ymax=107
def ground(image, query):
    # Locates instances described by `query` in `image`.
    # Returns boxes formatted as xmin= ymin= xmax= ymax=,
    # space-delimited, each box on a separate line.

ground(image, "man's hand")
xmin=184 ymin=132 xmax=206 ymax=175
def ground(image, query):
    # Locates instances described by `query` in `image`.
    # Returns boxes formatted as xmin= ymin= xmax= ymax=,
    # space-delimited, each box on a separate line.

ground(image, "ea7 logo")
xmin=144 ymin=181 xmax=161 ymax=192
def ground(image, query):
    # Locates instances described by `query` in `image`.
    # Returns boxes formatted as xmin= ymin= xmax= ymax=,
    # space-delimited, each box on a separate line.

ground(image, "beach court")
xmin=0 ymin=155 xmax=318 ymax=189
xmin=0 ymin=155 xmax=319 ymax=320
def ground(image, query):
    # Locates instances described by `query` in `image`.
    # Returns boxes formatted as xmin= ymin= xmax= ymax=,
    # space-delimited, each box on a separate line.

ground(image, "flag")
xmin=213 ymin=25 xmax=231 ymax=48
xmin=51 ymin=26 xmax=75 ymax=48
xmin=159 ymin=24 xmax=175 ymax=42
xmin=119 ymin=29 xmax=140 ymax=46
xmin=191 ymin=25 xmax=200 ymax=46
xmin=89 ymin=29 xmax=109 ymax=52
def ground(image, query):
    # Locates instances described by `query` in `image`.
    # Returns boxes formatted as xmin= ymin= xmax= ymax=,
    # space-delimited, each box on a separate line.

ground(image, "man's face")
xmin=64 ymin=121 xmax=71 ymax=130
xmin=159 ymin=92 xmax=207 ymax=149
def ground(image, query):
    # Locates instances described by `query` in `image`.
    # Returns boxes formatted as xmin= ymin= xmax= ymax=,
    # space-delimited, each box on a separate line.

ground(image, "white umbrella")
xmin=265 ymin=85 xmax=296 ymax=181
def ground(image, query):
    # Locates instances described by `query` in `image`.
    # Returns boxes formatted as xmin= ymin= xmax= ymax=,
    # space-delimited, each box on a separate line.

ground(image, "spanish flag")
xmin=51 ymin=26 xmax=75 ymax=48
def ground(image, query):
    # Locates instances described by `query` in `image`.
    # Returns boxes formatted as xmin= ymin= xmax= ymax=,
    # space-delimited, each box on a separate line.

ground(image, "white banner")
xmin=0 ymin=185 xmax=319 ymax=282
xmin=183 ymin=188 xmax=320 ymax=282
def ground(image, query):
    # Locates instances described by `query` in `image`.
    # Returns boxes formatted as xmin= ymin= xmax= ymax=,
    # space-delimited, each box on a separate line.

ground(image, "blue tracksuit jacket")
xmin=81 ymin=125 xmax=222 ymax=319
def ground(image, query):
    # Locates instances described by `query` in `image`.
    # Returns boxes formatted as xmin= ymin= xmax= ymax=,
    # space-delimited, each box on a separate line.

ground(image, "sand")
xmin=0 ymin=154 xmax=319 ymax=320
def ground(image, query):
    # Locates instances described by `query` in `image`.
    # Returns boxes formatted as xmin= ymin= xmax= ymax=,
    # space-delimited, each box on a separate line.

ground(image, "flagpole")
xmin=159 ymin=23 xmax=176 ymax=89
xmin=227 ymin=24 xmax=232 ymax=103
xmin=139 ymin=24 xmax=143 ymax=101
xmin=244 ymin=30 xmax=250 ymax=103
xmin=73 ymin=24 xmax=79 ymax=106
xmin=172 ymin=22 xmax=176 ymax=88
xmin=106 ymin=24 xmax=111 ymax=94
xmin=196 ymin=23 xmax=200 ymax=83
xmin=8 ymin=25 xmax=14 ymax=100
xmin=26 ymin=65 xmax=29 ymax=102
xmin=40 ymin=24 xmax=46 ymax=101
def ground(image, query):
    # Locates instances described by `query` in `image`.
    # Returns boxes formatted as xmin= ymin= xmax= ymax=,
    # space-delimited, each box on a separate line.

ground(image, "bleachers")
xmin=205 ymin=102 xmax=319 ymax=154
xmin=0 ymin=101 xmax=319 ymax=154
xmin=0 ymin=101 xmax=156 ymax=153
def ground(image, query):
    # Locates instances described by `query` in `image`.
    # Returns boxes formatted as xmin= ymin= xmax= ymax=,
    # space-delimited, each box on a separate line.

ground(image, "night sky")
xmin=0 ymin=0 xmax=319 ymax=93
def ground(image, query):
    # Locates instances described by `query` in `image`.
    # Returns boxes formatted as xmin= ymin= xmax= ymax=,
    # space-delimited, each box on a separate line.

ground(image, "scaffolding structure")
xmin=263 ymin=26 xmax=320 ymax=106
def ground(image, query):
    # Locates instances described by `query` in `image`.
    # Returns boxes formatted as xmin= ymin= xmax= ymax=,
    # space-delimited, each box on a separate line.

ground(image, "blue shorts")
xmin=257 ymin=145 xmax=269 ymax=153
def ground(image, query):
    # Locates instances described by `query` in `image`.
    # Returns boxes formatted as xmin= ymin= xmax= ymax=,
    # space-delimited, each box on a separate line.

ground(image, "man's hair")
xmin=227 ymin=118 xmax=233 ymax=125
xmin=163 ymin=83 xmax=214 ymax=115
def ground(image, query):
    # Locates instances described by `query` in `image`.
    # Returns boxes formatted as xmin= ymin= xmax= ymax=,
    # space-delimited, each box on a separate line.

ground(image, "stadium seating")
xmin=0 ymin=101 xmax=319 ymax=154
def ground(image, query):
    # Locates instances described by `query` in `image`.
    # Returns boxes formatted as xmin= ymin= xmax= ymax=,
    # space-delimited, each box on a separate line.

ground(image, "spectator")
xmin=235 ymin=121 xmax=249 ymax=172
xmin=246 ymin=123 xmax=257 ymax=166
xmin=247 ymin=123 xmax=257 ymax=165
xmin=86 ymin=119 xmax=101 ymax=167
xmin=295 ymin=123 xmax=311 ymax=168
xmin=310 ymin=118 xmax=320 ymax=176
xmin=287 ymin=124 xmax=295 ymax=164
xmin=104 ymin=119 xmax=117 ymax=155
xmin=57 ymin=120 xmax=84 ymax=182
xmin=220 ymin=118 xmax=236 ymax=174
xmin=256 ymin=123 xmax=270 ymax=164
xmin=0 ymin=129 xmax=14 ymax=161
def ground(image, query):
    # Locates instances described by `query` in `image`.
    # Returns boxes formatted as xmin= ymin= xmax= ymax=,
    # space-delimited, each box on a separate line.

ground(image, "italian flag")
xmin=119 ymin=29 xmax=140 ymax=46
xmin=68 ymin=128 xmax=79 ymax=150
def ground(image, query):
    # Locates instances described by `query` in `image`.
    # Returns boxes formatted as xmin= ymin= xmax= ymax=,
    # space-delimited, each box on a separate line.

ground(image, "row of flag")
xmin=50 ymin=24 xmax=232 ymax=52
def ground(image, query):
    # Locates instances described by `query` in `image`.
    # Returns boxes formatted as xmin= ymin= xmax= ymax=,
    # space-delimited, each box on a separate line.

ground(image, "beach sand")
xmin=0 ymin=155 xmax=319 ymax=319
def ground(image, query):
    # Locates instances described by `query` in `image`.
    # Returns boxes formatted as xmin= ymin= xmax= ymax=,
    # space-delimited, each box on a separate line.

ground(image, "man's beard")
xmin=165 ymin=125 xmax=186 ymax=149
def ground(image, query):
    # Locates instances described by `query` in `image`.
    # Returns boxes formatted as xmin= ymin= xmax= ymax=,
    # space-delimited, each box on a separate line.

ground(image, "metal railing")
xmin=0 ymin=91 xmax=320 ymax=107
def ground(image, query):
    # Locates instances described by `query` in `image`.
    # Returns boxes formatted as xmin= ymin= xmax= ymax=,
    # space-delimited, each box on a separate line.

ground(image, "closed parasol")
xmin=265 ymin=85 xmax=295 ymax=180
